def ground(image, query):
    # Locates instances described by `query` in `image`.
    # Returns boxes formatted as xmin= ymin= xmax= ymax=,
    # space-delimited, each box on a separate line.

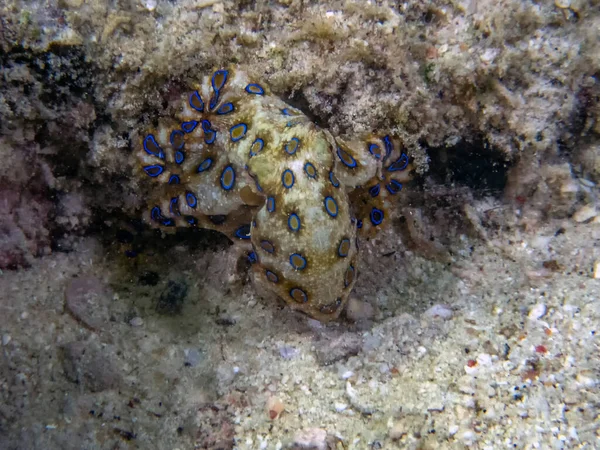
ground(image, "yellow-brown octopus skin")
xmin=134 ymin=68 xmax=410 ymax=321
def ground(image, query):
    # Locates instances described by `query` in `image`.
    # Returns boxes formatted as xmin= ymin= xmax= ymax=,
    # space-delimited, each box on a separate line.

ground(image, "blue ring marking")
xmin=143 ymin=134 xmax=165 ymax=159
xmin=245 ymin=83 xmax=264 ymax=95
xmin=204 ymin=129 xmax=217 ymax=144
xmin=324 ymin=196 xmax=338 ymax=218
xmin=217 ymin=102 xmax=234 ymax=115
xmin=304 ymin=162 xmax=317 ymax=179
xmin=143 ymin=164 xmax=164 ymax=177
xmin=288 ymin=213 xmax=301 ymax=232
xmin=248 ymin=251 xmax=258 ymax=264
xmin=181 ymin=120 xmax=198 ymax=133
xmin=197 ymin=158 xmax=213 ymax=172
xmin=201 ymin=119 xmax=212 ymax=132
xmin=267 ymin=196 xmax=275 ymax=212
xmin=211 ymin=69 xmax=228 ymax=93
xmin=220 ymin=165 xmax=236 ymax=191
xmin=161 ymin=218 xmax=175 ymax=227
xmin=170 ymin=130 xmax=185 ymax=150
xmin=289 ymin=253 xmax=307 ymax=270
xmin=282 ymin=169 xmax=295 ymax=189
xmin=249 ymin=138 xmax=264 ymax=157
xmin=234 ymin=224 xmax=251 ymax=240
xmin=186 ymin=216 xmax=198 ymax=226
xmin=337 ymin=147 xmax=358 ymax=168
xmin=281 ymin=108 xmax=292 ymax=116
xmin=260 ymin=240 xmax=275 ymax=253
xmin=169 ymin=197 xmax=180 ymax=216
xmin=208 ymin=215 xmax=226 ymax=225
xmin=168 ymin=174 xmax=180 ymax=185
xmin=329 ymin=171 xmax=340 ymax=188
xmin=230 ymin=123 xmax=247 ymax=142
xmin=388 ymin=153 xmax=409 ymax=172
xmin=383 ymin=135 xmax=393 ymax=161
xmin=150 ymin=206 xmax=162 ymax=221
xmin=369 ymin=184 xmax=380 ymax=198
xmin=344 ymin=265 xmax=355 ymax=287
xmin=285 ymin=137 xmax=300 ymax=155
xmin=266 ymin=270 xmax=279 ymax=283
xmin=370 ymin=207 xmax=384 ymax=226
xmin=356 ymin=219 xmax=363 ymax=229
xmin=368 ymin=143 xmax=382 ymax=160
xmin=289 ymin=288 xmax=308 ymax=303
xmin=174 ymin=150 xmax=185 ymax=165
xmin=385 ymin=179 xmax=403 ymax=195
xmin=189 ymin=90 xmax=204 ymax=112
xmin=186 ymin=192 xmax=197 ymax=208
xmin=338 ymin=238 xmax=351 ymax=257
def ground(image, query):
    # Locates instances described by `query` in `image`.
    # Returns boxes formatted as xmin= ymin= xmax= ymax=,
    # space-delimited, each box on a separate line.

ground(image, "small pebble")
xmin=65 ymin=276 xmax=111 ymax=330
xmin=594 ymin=261 xmax=600 ymax=279
xmin=2 ymin=334 xmax=11 ymax=346
xmin=345 ymin=297 xmax=375 ymax=322
xmin=528 ymin=304 xmax=547 ymax=320
xmin=266 ymin=396 xmax=285 ymax=420
xmin=555 ymin=0 xmax=571 ymax=8
xmin=279 ymin=345 xmax=299 ymax=360
xmin=291 ymin=428 xmax=327 ymax=450
xmin=572 ymin=205 xmax=597 ymax=223
xmin=183 ymin=348 xmax=202 ymax=367
xmin=129 ymin=316 xmax=144 ymax=327
xmin=388 ymin=422 xmax=405 ymax=440
xmin=423 ymin=304 xmax=453 ymax=320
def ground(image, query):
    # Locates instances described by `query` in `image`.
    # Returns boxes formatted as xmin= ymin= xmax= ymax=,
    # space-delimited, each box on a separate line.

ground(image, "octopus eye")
xmin=288 ymin=213 xmax=301 ymax=232
xmin=370 ymin=207 xmax=384 ymax=226
xmin=336 ymin=147 xmax=357 ymax=168
xmin=304 ymin=162 xmax=317 ymax=179
xmin=211 ymin=69 xmax=228 ymax=93
xmin=185 ymin=192 xmax=197 ymax=208
xmin=143 ymin=164 xmax=164 ymax=177
xmin=217 ymin=102 xmax=234 ymax=115
xmin=285 ymin=137 xmax=300 ymax=155
xmin=289 ymin=253 xmax=307 ymax=270
xmin=220 ymin=165 xmax=236 ymax=191
xmin=368 ymin=143 xmax=382 ymax=160
xmin=266 ymin=196 xmax=276 ymax=212
xmin=385 ymin=180 xmax=403 ymax=195
xmin=387 ymin=153 xmax=409 ymax=172
xmin=289 ymin=288 xmax=308 ymax=304
xmin=168 ymin=174 xmax=180 ymax=185
xmin=189 ymin=90 xmax=204 ymax=112
xmin=245 ymin=83 xmax=264 ymax=95
xmin=181 ymin=120 xmax=198 ymax=133
xmin=338 ymin=238 xmax=350 ymax=257
xmin=369 ymin=184 xmax=380 ymax=198
xmin=324 ymin=196 xmax=338 ymax=218
xmin=170 ymin=130 xmax=185 ymax=150
xmin=230 ymin=123 xmax=247 ymax=142
xmin=282 ymin=169 xmax=295 ymax=189
xmin=143 ymin=134 xmax=164 ymax=159
xmin=234 ymin=224 xmax=251 ymax=240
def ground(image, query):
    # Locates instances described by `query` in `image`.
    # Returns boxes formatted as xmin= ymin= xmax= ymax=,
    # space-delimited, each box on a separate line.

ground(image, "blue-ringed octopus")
xmin=134 ymin=68 xmax=411 ymax=321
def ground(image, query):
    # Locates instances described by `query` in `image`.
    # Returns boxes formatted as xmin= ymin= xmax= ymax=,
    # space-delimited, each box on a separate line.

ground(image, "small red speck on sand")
xmin=516 ymin=195 xmax=527 ymax=205
xmin=466 ymin=359 xmax=477 ymax=367
xmin=535 ymin=345 xmax=548 ymax=354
